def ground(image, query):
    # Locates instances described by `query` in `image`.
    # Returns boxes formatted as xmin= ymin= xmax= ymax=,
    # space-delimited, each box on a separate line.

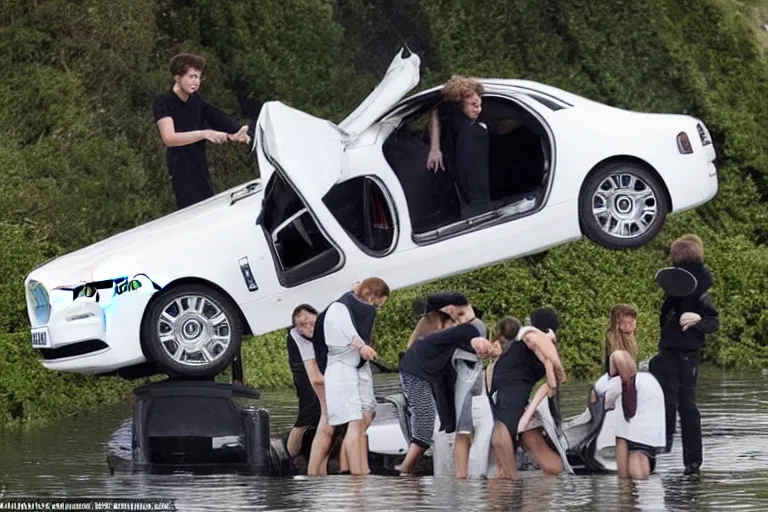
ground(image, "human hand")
xmin=229 ymin=125 xmax=251 ymax=144
xmin=205 ymin=129 xmax=229 ymax=144
xmin=471 ymin=337 xmax=494 ymax=357
xmin=427 ymin=148 xmax=444 ymax=172
xmin=360 ymin=345 xmax=377 ymax=361
xmin=680 ymin=312 xmax=701 ymax=331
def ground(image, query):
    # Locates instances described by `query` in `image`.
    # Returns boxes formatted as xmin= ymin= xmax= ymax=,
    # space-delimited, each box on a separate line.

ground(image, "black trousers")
xmin=170 ymin=164 xmax=216 ymax=210
xmin=652 ymin=349 xmax=702 ymax=466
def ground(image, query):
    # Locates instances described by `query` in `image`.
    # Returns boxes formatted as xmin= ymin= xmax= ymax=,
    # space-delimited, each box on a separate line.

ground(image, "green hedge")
xmin=2 ymin=0 xmax=767 ymax=427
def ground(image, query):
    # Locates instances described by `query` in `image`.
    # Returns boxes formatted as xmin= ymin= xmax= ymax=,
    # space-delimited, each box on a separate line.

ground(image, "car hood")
xmin=26 ymin=180 xmax=262 ymax=287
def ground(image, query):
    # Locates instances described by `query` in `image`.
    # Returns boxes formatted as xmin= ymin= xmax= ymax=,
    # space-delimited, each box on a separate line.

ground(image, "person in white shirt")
xmin=285 ymin=304 xmax=323 ymax=463
xmin=309 ymin=278 xmax=390 ymax=476
xmin=594 ymin=349 xmax=666 ymax=479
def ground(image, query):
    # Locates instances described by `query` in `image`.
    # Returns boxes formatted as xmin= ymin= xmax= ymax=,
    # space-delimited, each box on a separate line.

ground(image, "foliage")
xmin=1 ymin=0 xmax=767 ymax=425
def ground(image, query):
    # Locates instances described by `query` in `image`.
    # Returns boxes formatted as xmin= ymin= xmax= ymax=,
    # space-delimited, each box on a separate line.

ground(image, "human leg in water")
xmin=616 ymin=438 xmax=653 ymax=480
xmin=343 ymin=419 xmax=368 ymax=475
xmin=519 ymin=429 xmax=563 ymax=476
xmin=360 ymin=410 xmax=375 ymax=474
xmin=307 ymin=414 xmax=334 ymax=476
xmin=490 ymin=421 xmax=518 ymax=479
xmin=454 ymin=434 xmax=471 ymax=479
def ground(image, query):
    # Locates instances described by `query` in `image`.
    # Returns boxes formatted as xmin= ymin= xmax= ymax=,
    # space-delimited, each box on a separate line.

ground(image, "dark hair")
xmin=531 ymin=307 xmax=559 ymax=334
xmin=170 ymin=53 xmax=206 ymax=78
xmin=291 ymin=304 xmax=318 ymax=326
xmin=425 ymin=291 xmax=469 ymax=313
xmin=495 ymin=316 xmax=522 ymax=341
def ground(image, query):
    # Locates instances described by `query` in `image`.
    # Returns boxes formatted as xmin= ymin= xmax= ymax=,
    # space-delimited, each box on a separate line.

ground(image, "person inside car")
xmin=426 ymin=75 xmax=525 ymax=218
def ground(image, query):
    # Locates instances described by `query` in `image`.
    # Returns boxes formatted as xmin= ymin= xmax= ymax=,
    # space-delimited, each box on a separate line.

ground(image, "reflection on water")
xmin=1 ymin=367 xmax=767 ymax=511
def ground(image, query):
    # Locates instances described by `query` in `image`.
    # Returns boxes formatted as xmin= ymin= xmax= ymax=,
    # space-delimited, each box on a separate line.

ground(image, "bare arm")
xmin=429 ymin=109 xmax=441 ymax=150
xmin=156 ymin=117 xmax=226 ymax=147
xmin=521 ymin=329 xmax=566 ymax=383
xmin=518 ymin=382 xmax=552 ymax=433
xmin=304 ymin=359 xmax=324 ymax=387
xmin=427 ymin=110 xmax=444 ymax=171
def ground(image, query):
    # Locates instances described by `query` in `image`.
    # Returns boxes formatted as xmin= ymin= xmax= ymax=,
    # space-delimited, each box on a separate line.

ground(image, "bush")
xmin=2 ymin=0 xmax=768 ymax=426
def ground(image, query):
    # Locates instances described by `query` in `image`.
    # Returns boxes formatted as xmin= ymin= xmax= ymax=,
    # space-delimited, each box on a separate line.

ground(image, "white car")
xmin=23 ymin=47 xmax=718 ymax=378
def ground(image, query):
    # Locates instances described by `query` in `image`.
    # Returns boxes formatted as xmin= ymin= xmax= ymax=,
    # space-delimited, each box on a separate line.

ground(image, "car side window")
xmin=260 ymin=174 xmax=343 ymax=287
xmin=323 ymin=176 xmax=397 ymax=256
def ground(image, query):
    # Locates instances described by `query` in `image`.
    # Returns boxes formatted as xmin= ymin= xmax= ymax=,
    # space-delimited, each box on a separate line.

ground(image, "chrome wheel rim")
xmin=155 ymin=294 xmax=232 ymax=367
xmin=591 ymin=173 xmax=658 ymax=239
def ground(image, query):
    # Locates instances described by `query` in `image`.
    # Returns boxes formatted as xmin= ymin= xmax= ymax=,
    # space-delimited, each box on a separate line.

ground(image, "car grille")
xmin=28 ymin=280 xmax=51 ymax=326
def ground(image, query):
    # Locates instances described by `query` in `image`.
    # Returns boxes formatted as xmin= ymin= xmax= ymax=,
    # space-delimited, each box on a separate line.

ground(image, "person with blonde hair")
xmin=427 ymin=74 xmax=524 ymax=218
xmin=592 ymin=350 xmax=666 ymax=480
xmin=603 ymin=304 xmax=639 ymax=373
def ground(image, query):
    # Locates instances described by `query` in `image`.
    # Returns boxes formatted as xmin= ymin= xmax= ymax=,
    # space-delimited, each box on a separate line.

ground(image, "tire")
xmin=578 ymin=161 xmax=669 ymax=250
xmin=142 ymin=284 xmax=243 ymax=378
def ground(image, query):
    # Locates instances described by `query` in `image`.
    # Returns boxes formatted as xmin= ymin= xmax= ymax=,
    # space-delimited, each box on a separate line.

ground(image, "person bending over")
xmin=603 ymin=304 xmax=639 ymax=373
xmin=488 ymin=308 xmax=566 ymax=479
xmin=397 ymin=297 xmax=496 ymax=475
xmin=285 ymin=304 xmax=322 ymax=464
xmin=594 ymin=350 xmax=666 ymax=480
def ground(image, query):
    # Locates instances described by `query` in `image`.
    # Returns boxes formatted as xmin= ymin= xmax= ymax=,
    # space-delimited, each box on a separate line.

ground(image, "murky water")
xmin=2 ymin=368 xmax=768 ymax=511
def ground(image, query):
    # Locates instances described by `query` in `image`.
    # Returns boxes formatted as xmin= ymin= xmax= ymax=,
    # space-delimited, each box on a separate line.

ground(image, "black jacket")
xmin=658 ymin=262 xmax=719 ymax=352
xmin=399 ymin=322 xmax=481 ymax=434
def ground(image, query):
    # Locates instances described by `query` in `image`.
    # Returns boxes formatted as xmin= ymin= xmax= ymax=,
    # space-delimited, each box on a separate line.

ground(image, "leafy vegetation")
xmin=1 ymin=0 xmax=767 ymax=427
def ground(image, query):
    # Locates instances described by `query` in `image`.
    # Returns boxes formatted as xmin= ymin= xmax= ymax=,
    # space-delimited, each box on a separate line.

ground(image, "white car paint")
xmin=23 ymin=47 xmax=718 ymax=376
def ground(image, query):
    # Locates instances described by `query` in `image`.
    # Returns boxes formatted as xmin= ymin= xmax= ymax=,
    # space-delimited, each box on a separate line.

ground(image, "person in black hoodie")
xmin=651 ymin=234 xmax=718 ymax=476
xmin=397 ymin=293 xmax=496 ymax=475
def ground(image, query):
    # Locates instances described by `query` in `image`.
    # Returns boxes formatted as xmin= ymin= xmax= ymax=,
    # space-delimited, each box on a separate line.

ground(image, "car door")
xmin=335 ymin=85 xmax=583 ymax=292
xmin=246 ymin=47 xmax=421 ymax=316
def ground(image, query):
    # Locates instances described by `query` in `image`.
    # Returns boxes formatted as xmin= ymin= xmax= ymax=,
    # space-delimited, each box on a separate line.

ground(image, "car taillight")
xmin=697 ymin=123 xmax=712 ymax=146
xmin=677 ymin=132 xmax=693 ymax=154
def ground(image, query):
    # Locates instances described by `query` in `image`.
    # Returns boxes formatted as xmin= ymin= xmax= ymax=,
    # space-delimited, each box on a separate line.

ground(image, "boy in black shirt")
xmin=153 ymin=53 xmax=251 ymax=210
xmin=653 ymin=234 xmax=718 ymax=475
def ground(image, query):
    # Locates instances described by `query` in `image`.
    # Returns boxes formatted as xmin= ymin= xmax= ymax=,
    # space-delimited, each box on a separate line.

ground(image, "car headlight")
xmin=28 ymin=280 xmax=51 ymax=325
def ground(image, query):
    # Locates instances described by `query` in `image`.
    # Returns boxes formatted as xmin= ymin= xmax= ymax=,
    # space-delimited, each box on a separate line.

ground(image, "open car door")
xmin=255 ymin=46 xmax=421 ymax=204
xmin=338 ymin=46 xmax=421 ymax=140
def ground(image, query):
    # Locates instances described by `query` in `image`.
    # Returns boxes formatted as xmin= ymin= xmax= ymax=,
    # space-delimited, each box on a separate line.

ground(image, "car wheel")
xmin=142 ymin=284 xmax=243 ymax=378
xmin=578 ymin=162 xmax=669 ymax=250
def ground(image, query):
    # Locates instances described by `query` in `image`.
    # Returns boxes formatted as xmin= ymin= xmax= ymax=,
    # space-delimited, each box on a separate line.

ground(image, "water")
xmin=2 ymin=368 xmax=768 ymax=511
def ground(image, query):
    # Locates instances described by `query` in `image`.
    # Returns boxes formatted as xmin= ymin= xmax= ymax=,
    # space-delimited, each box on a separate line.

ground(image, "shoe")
xmin=683 ymin=463 xmax=701 ymax=475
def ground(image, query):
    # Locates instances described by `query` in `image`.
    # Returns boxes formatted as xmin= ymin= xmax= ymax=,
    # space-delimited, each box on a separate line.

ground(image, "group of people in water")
xmin=283 ymin=232 xmax=718 ymax=480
